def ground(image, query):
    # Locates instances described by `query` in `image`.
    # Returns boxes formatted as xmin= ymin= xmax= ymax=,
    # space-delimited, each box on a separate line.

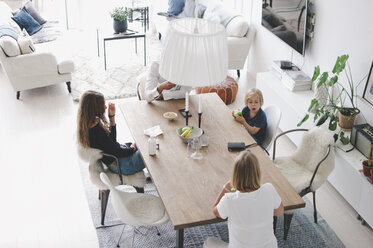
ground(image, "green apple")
xmin=233 ymin=110 xmax=242 ymax=116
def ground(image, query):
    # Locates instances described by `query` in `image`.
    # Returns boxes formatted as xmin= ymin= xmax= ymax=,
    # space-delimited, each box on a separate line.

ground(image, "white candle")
xmin=185 ymin=92 xmax=189 ymax=112
xmin=198 ymin=94 xmax=202 ymax=113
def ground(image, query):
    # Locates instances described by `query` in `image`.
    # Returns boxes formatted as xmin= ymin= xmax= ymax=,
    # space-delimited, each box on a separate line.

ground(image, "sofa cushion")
xmin=58 ymin=60 xmax=75 ymax=74
xmin=17 ymin=35 xmax=35 ymax=54
xmin=225 ymin=16 xmax=249 ymax=37
xmin=11 ymin=8 xmax=42 ymax=35
xmin=0 ymin=25 xmax=19 ymax=40
xmin=0 ymin=36 xmax=21 ymax=57
xmin=179 ymin=0 xmax=207 ymax=18
xmin=167 ymin=0 xmax=185 ymax=16
xmin=24 ymin=1 xmax=47 ymax=25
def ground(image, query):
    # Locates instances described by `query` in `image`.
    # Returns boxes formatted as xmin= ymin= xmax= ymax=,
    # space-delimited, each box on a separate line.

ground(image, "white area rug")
xmin=70 ymin=30 xmax=162 ymax=101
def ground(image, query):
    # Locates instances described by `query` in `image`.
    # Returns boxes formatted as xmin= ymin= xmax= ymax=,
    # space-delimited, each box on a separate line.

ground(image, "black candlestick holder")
xmin=198 ymin=112 xmax=202 ymax=128
xmin=185 ymin=110 xmax=189 ymax=126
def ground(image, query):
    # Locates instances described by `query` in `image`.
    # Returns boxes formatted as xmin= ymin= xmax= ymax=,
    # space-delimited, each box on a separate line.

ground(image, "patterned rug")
xmin=77 ymin=160 xmax=345 ymax=248
xmin=70 ymin=31 xmax=162 ymax=101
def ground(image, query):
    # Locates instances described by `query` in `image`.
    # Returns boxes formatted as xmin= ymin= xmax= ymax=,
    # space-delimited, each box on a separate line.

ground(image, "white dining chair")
xmin=262 ymin=105 xmax=282 ymax=153
xmin=77 ymin=145 xmax=146 ymax=225
xmin=100 ymin=172 xmax=169 ymax=247
xmin=136 ymin=72 xmax=147 ymax=100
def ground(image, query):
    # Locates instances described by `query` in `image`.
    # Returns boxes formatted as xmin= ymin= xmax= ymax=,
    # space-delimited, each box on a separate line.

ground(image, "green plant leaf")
xmin=308 ymin=98 xmax=318 ymax=112
xmin=297 ymin=114 xmax=309 ymax=127
xmin=317 ymin=72 xmax=328 ymax=88
xmin=340 ymin=131 xmax=350 ymax=145
xmin=316 ymin=113 xmax=328 ymax=126
xmin=328 ymin=75 xmax=338 ymax=86
xmin=333 ymin=133 xmax=338 ymax=142
xmin=312 ymin=66 xmax=320 ymax=82
xmin=329 ymin=117 xmax=337 ymax=131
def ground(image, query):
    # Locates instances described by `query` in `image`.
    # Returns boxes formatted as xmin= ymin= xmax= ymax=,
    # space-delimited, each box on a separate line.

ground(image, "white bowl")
xmin=177 ymin=126 xmax=203 ymax=143
xmin=163 ymin=112 xmax=178 ymax=120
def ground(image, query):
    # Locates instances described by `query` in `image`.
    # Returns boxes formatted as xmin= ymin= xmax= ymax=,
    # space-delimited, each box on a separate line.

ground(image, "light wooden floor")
xmin=0 ymin=39 xmax=372 ymax=248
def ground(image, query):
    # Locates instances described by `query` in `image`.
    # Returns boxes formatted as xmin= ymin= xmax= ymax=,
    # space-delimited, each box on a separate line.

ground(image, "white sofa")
xmin=0 ymin=2 xmax=74 ymax=99
xmin=152 ymin=0 xmax=255 ymax=77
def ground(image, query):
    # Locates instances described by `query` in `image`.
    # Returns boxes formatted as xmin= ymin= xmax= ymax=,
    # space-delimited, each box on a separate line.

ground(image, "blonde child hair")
xmin=231 ymin=151 xmax=261 ymax=191
xmin=244 ymin=88 xmax=264 ymax=107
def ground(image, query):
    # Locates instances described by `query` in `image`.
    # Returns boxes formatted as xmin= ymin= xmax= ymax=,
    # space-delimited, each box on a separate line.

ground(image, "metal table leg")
xmin=176 ymin=229 xmax=184 ymax=248
xmin=144 ymin=35 xmax=146 ymax=66
xmin=135 ymin=38 xmax=137 ymax=54
xmin=104 ymin=40 xmax=107 ymax=70
xmin=97 ymin=29 xmax=100 ymax=57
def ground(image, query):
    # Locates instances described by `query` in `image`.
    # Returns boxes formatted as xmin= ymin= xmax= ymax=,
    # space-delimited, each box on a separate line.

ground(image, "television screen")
xmin=262 ymin=0 xmax=308 ymax=55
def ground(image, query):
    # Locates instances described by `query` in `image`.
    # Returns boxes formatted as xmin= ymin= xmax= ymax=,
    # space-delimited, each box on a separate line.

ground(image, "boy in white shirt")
xmin=144 ymin=61 xmax=191 ymax=102
xmin=204 ymin=151 xmax=284 ymax=248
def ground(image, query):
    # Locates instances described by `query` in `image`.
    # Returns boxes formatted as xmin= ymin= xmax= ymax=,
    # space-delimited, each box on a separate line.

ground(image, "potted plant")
xmin=110 ymin=7 xmax=129 ymax=33
xmin=362 ymin=160 xmax=373 ymax=177
xmin=298 ymin=54 xmax=366 ymax=144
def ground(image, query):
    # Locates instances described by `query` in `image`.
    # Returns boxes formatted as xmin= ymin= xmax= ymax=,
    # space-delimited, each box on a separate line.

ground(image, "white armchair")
xmin=0 ymin=46 xmax=74 ymax=99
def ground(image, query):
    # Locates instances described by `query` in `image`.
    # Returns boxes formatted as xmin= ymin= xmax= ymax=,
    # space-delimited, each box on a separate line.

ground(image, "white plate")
xmin=163 ymin=112 xmax=177 ymax=120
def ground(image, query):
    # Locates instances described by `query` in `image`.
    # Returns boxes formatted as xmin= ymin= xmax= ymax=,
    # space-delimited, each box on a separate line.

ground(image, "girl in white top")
xmin=204 ymin=151 xmax=284 ymax=248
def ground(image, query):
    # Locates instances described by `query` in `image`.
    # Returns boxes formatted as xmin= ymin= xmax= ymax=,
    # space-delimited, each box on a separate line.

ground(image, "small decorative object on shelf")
xmin=351 ymin=124 xmax=373 ymax=159
xmin=362 ymin=160 xmax=373 ymax=177
xmin=110 ymin=7 xmax=129 ymax=33
xmin=298 ymin=54 xmax=366 ymax=144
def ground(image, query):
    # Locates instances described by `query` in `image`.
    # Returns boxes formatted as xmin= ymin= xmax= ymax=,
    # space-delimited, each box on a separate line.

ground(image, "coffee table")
xmin=119 ymin=93 xmax=305 ymax=247
xmin=96 ymin=28 xmax=146 ymax=70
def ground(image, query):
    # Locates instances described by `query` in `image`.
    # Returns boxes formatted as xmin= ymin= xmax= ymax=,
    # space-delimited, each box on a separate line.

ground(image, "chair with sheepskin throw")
xmin=77 ymin=145 xmax=146 ymax=226
xmin=272 ymin=127 xmax=334 ymax=240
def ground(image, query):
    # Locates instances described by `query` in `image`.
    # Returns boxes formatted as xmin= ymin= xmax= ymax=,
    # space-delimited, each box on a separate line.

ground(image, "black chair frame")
xmin=272 ymin=129 xmax=332 ymax=239
xmin=98 ymin=153 xmax=144 ymax=226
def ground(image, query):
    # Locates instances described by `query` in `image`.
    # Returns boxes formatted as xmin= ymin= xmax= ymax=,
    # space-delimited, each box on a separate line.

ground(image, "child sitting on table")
xmin=232 ymin=88 xmax=267 ymax=145
xmin=204 ymin=151 xmax=284 ymax=248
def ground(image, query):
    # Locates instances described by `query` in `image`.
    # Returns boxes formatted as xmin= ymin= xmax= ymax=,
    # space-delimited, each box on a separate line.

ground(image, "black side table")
xmin=125 ymin=6 xmax=149 ymax=32
xmin=96 ymin=29 xmax=146 ymax=70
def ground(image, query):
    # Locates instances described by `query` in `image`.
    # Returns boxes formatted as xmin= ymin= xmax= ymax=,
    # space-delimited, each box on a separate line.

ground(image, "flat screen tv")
xmin=262 ymin=0 xmax=309 ymax=55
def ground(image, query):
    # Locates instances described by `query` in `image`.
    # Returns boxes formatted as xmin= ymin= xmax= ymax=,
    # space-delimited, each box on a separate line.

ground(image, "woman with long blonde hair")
xmin=77 ymin=90 xmax=145 ymax=179
xmin=204 ymin=151 xmax=284 ymax=248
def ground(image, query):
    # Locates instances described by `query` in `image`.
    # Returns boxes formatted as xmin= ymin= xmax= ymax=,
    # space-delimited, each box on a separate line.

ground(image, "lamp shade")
xmin=159 ymin=18 xmax=228 ymax=87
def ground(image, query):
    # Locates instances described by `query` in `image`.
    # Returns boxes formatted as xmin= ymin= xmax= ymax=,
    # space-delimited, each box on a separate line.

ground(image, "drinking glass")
xmin=191 ymin=137 xmax=203 ymax=160
xmin=200 ymin=135 xmax=209 ymax=147
xmin=186 ymin=140 xmax=195 ymax=158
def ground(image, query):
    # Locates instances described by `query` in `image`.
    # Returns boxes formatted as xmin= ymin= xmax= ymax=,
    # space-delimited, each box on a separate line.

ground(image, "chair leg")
xmin=273 ymin=216 xmax=277 ymax=233
xmin=131 ymin=227 xmax=136 ymax=248
xmin=99 ymin=189 xmax=110 ymax=225
xmin=237 ymin=70 xmax=240 ymax=77
xmin=98 ymin=190 xmax=101 ymax=200
xmin=116 ymin=224 xmax=126 ymax=247
xmin=134 ymin=186 xmax=144 ymax=193
xmin=158 ymin=32 xmax=162 ymax=40
xmin=16 ymin=91 xmax=20 ymax=100
xmin=312 ymin=191 xmax=318 ymax=223
xmin=155 ymin=226 xmax=161 ymax=236
xmin=66 ymin=82 xmax=71 ymax=93
xmin=284 ymin=213 xmax=294 ymax=240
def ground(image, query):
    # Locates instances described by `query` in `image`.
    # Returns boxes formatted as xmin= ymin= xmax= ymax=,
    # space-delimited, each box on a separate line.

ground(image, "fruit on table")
xmin=181 ymin=126 xmax=193 ymax=138
xmin=233 ymin=110 xmax=242 ymax=116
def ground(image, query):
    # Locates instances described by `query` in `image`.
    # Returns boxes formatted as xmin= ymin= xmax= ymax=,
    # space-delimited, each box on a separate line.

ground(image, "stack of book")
xmin=269 ymin=61 xmax=312 ymax=92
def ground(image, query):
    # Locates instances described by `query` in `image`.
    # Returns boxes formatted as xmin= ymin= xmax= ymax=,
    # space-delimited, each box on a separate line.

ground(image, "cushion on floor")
xmin=195 ymin=76 xmax=238 ymax=105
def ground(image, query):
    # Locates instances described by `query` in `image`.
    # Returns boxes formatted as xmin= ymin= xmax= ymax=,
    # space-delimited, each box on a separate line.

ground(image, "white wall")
xmin=246 ymin=0 xmax=373 ymax=123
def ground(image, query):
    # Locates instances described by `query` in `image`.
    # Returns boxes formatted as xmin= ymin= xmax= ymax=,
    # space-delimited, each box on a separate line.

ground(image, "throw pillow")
xmin=17 ymin=35 xmax=35 ymax=54
xmin=24 ymin=1 xmax=47 ymax=25
xmin=11 ymin=8 xmax=42 ymax=36
xmin=0 ymin=25 xmax=19 ymax=40
xmin=225 ymin=16 xmax=249 ymax=37
xmin=0 ymin=36 xmax=21 ymax=57
xmin=167 ymin=0 xmax=185 ymax=16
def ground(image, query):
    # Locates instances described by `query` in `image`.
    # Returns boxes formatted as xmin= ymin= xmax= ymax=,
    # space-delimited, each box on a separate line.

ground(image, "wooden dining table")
xmin=119 ymin=93 xmax=305 ymax=247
